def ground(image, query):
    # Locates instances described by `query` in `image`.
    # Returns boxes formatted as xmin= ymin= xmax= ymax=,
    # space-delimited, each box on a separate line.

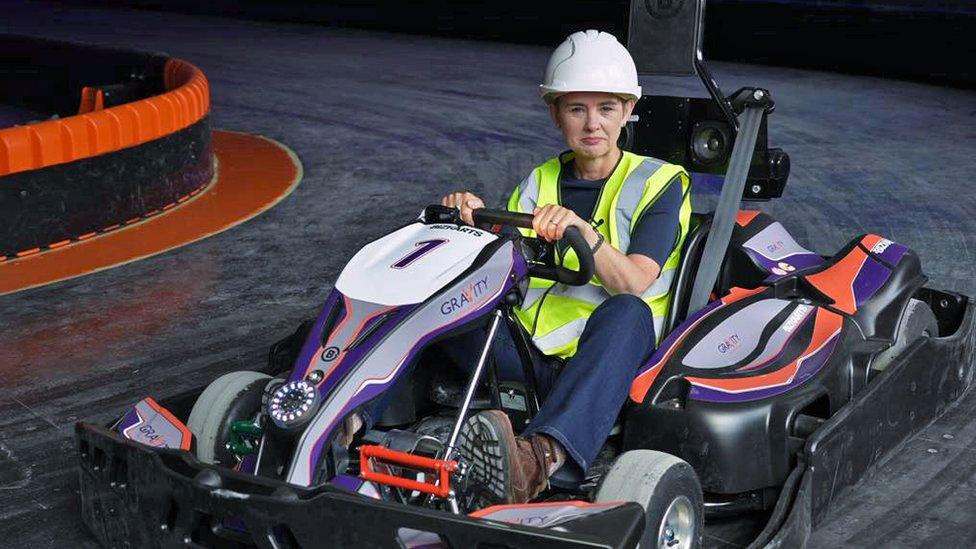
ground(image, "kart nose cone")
xmin=268 ymin=380 xmax=321 ymax=429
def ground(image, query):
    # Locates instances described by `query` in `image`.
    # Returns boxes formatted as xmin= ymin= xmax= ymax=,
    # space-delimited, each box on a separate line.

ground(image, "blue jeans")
xmin=442 ymin=294 xmax=657 ymax=472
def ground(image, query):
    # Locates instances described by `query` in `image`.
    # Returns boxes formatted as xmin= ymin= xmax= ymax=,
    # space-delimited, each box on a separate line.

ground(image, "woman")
xmin=443 ymin=30 xmax=693 ymax=504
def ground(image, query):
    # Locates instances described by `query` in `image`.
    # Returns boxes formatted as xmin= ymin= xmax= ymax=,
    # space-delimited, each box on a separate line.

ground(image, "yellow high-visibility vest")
xmin=508 ymin=150 xmax=692 ymax=358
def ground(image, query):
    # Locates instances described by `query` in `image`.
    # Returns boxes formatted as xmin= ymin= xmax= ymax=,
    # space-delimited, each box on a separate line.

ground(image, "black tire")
xmin=871 ymin=298 xmax=939 ymax=372
xmin=186 ymin=371 xmax=271 ymax=465
xmin=596 ymin=450 xmax=703 ymax=549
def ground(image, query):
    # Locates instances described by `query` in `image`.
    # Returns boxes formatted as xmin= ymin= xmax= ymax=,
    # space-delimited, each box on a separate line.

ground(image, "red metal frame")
xmin=359 ymin=445 xmax=458 ymax=498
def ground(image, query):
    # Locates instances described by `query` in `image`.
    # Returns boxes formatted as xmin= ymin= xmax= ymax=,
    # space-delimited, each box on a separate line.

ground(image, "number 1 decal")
xmin=391 ymin=239 xmax=448 ymax=269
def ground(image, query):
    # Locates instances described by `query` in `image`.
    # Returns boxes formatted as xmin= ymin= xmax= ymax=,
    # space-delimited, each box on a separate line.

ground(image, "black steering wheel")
xmin=471 ymin=208 xmax=595 ymax=287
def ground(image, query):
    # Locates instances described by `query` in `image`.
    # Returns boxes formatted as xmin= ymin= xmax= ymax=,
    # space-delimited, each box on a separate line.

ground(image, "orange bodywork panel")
xmin=78 ymin=86 xmax=105 ymax=114
xmin=736 ymin=210 xmax=761 ymax=226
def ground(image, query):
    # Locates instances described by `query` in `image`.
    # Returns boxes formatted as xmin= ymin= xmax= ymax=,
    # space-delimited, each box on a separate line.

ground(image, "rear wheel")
xmin=186 ymin=371 xmax=271 ymax=465
xmin=596 ymin=450 xmax=703 ymax=549
xmin=871 ymin=298 xmax=939 ymax=372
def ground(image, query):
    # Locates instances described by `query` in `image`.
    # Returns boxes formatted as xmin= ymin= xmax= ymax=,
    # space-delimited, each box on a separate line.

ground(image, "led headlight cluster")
xmin=268 ymin=380 xmax=320 ymax=429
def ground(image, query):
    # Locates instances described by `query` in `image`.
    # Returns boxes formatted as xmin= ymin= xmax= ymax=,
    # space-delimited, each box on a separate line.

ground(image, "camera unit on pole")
xmin=624 ymin=0 xmax=790 ymax=201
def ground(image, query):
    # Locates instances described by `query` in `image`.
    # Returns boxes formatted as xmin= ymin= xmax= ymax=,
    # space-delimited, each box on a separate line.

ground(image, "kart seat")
xmin=662 ymin=210 xmax=826 ymax=336
xmin=662 ymin=213 xmax=712 ymax=335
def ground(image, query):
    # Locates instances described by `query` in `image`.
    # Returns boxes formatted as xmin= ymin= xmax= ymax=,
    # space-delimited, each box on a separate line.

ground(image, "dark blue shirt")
xmin=559 ymin=159 xmax=683 ymax=266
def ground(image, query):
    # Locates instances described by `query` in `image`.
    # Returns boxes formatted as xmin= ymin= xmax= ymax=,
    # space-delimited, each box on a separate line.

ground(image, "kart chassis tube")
xmin=359 ymin=444 xmax=457 ymax=498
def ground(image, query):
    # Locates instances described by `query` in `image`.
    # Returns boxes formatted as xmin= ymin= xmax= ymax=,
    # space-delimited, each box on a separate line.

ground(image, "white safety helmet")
xmin=539 ymin=30 xmax=642 ymax=104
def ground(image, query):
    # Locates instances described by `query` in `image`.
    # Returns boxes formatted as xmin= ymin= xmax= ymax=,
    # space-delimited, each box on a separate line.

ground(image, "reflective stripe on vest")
xmin=516 ymin=171 xmax=540 ymax=213
xmin=614 ymin=157 xmax=664 ymax=254
xmin=508 ymin=150 xmax=691 ymax=358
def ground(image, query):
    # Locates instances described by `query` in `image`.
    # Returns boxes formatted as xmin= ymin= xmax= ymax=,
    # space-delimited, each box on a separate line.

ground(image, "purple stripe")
xmin=116 ymin=407 xmax=141 ymax=433
xmin=874 ymin=240 xmax=909 ymax=265
xmin=511 ymin=248 xmax=529 ymax=280
xmin=307 ymin=280 xmax=516 ymax=478
xmin=330 ymin=474 xmax=364 ymax=492
xmin=747 ymin=249 xmax=825 ymax=277
xmin=690 ymin=334 xmax=840 ymax=403
xmin=746 ymin=249 xmax=824 ymax=271
xmin=238 ymin=454 xmax=258 ymax=475
xmin=289 ymin=291 xmax=344 ymax=382
xmin=853 ymin=257 xmax=891 ymax=307
xmin=785 ymin=252 xmax=828 ymax=270
xmin=391 ymin=239 xmax=449 ymax=269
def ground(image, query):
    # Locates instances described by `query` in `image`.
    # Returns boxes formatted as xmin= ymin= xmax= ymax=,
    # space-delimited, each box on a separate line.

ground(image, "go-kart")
xmin=74 ymin=2 xmax=975 ymax=546
xmin=76 ymin=196 xmax=975 ymax=548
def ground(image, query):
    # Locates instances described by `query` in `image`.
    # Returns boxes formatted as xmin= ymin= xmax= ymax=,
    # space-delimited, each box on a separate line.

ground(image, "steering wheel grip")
xmin=556 ymin=226 xmax=595 ymax=286
xmin=472 ymin=208 xmax=595 ymax=287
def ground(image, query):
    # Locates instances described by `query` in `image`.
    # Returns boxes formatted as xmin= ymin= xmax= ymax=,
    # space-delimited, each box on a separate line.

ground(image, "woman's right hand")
xmin=440 ymin=191 xmax=485 ymax=225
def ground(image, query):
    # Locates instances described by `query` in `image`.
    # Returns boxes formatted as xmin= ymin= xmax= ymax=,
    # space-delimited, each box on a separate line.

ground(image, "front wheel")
xmin=596 ymin=450 xmax=703 ymax=549
xmin=186 ymin=371 xmax=271 ymax=465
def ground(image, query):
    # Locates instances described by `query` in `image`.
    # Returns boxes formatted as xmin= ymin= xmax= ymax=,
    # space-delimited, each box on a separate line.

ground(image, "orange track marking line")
xmin=77 ymin=232 xmax=97 ymax=240
xmin=48 ymin=240 xmax=72 ymax=249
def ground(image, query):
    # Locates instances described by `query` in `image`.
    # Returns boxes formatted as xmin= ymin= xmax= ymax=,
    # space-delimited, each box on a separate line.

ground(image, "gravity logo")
xmin=766 ymin=240 xmax=785 ymax=254
xmin=123 ymin=413 xmax=167 ymax=447
xmin=440 ymin=276 xmax=490 ymax=315
xmin=717 ymin=334 xmax=741 ymax=354
xmin=136 ymin=424 xmax=167 ymax=447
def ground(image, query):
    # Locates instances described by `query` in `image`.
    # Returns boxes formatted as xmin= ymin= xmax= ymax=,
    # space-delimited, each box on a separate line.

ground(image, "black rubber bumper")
xmin=766 ymin=291 xmax=976 ymax=547
xmin=0 ymin=117 xmax=213 ymax=258
xmin=75 ymin=423 xmax=644 ymax=548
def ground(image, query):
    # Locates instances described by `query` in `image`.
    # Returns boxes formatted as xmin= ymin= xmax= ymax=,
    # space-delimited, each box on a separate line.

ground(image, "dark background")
xmin=64 ymin=0 xmax=976 ymax=88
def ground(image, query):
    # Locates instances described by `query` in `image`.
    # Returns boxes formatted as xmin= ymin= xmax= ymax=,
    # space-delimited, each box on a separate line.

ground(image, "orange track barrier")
xmin=0 ymin=130 xmax=302 ymax=296
xmin=0 ymin=58 xmax=209 ymax=176
xmin=77 ymin=87 xmax=105 ymax=114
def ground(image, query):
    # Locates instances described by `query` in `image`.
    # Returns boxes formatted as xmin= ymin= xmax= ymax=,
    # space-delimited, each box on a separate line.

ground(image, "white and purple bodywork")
xmin=274 ymin=221 xmax=526 ymax=486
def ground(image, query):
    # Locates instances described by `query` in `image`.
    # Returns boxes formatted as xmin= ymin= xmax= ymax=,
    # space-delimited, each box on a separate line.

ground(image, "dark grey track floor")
xmin=1 ymin=1 xmax=974 ymax=547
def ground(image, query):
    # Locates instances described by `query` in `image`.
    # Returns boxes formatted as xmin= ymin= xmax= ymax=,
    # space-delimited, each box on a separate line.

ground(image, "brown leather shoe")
xmin=458 ymin=410 xmax=560 ymax=504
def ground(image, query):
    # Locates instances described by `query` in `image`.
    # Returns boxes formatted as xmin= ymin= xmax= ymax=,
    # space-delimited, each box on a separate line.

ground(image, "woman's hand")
xmin=441 ymin=191 xmax=485 ymax=225
xmin=532 ymin=204 xmax=595 ymax=244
